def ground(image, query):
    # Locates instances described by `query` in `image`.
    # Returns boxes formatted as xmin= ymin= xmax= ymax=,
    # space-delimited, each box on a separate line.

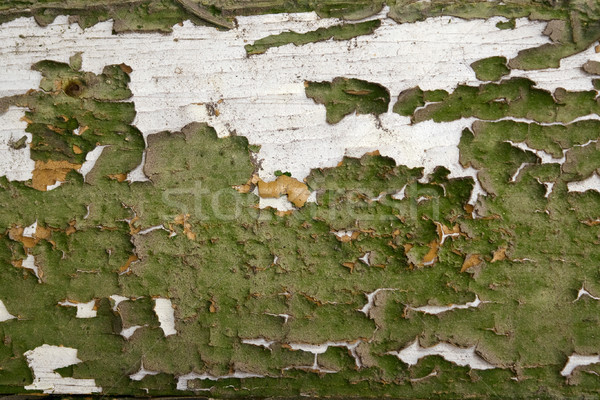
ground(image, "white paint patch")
xmin=24 ymin=344 xmax=102 ymax=394
xmin=241 ymin=338 xmax=275 ymax=350
xmin=283 ymin=357 xmax=337 ymax=374
xmin=505 ymin=137 xmax=598 ymax=192
xmin=388 ymin=340 xmax=496 ymax=370
xmin=79 ymin=145 xmax=107 ymax=181
xmin=120 ymin=325 xmax=143 ymax=340
xmin=434 ymin=221 xmax=461 ymax=245
xmin=408 ymin=295 xmax=485 ymax=315
xmin=574 ymin=285 xmax=600 ymax=302
xmin=130 ymin=363 xmax=159 ymax=381
xmin=288 ymin=341 xmax=363 ymax=369
xmin=289 ymin=342 xmax=331 ymax=354
xmin=258 ymin=194 xmax=296 ymax=211
xmin=0 ymin=106 xmax=34 ymax=181
xmin=506 ymin=140 xmax=566 ymax=164
xmin=0 ymin=299 xmax=16 ymax=322
xmin=264 ymin=312 xmax=290 ymax=323
xmin=154 ymin=297 xmax=177 ymax=336
xmin=359 ymin=252 xmax=371 ymax=266
xmin=332 ymin=230 xmax=356 ymax=240
xmin=359 ymin=288 xmax=396 ymax=317
xmin=109 ymin=294 xmax=129 ymax=311
xmin=22 ymin=254 xmax=41 ymax=282
xmin=537 ymin=179 xmax=554 ymax=198
xmin=176 ymin=371 xmax=264 ymax=391
xmin=392 ymin=185 xmax=407 ymax=200
xmin=58 ymin=299 xmax=97 ymax=318
xmin=0 ymin=13 xmax=553 ymax=201
xmin=22 ymin=220 xmax=37 ymax=237
xmin=137 ymin=225 xmax=167 ymax=235
xmin=127 ymin=150 xmax=150 ymax=182
xmin=567 ymin=173 xmax=600 ymax=193
xmin=510 ymin=163 xmax=532 ymax=182
xmin=561 ymin=354 xmax=600 ymax=377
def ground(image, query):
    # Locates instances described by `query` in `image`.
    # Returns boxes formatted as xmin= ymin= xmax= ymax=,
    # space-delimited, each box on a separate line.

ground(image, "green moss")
xmin=246 ymin=19 xmax=381 ymax=55
xmin=399 ymin=77 xmax=600 ymax=124
xmin=392 ymin=86 xmax=424 ymax=116
xmin=470 ymin=56 xmax=510 ymax=81
xmin=496 ymin=18 xmax=516 ymax=30
xmin=2 ymin=12 xmax=600 ymax=395
xmin=1 ymin=59 xmax=143 ymax=167
xmin=305 ymin=77 xmax=390 ymax=124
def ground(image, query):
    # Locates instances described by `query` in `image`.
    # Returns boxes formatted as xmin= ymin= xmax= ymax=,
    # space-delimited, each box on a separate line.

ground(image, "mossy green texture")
xmin=495 ymin=18 xmax=515 ymax=30
xmin=2 ymin=57 xmax=600 ymax=398
xmin=305 ymin=77 xmax=390 ymax=124
xmin=245 ymin=20 xmax=381 ymax=55
xmin=470 ymin=56 xmax=510 ymax=81
xmin=396 ymin=77 xmax=600 ymax=125
xmin=1 ymin=59 xmax=143 ymax=167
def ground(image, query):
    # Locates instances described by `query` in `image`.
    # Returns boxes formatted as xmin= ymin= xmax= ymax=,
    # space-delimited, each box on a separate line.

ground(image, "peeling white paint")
xmin=109 ymin=294 xmax=129 ymax=311
xmin=510 ymin=162 xmax=532 ymax=182
xmin=359 ymin=288 xmax=396 ymax=317
xmin=58 ymin=299 xmax=97 ymax=318
xmin=289 ymin=342 xmax=332 ymax=354
xmin=392 ymin=185 xmax=407 ymax=200
xmin=22 ymin=254 xmax=40 ymax=282
xmin=127 ymin=150 xmax=150 ymax=182
xmin=332 ymin=230 xmax=356 ymax=240
xmin=0 ymin=106 xmax=34 ymax=181
xmin=154 ymin=297 xmax=177 ymax=336
xmin=505 ymin=138 xmax=598 ymax=193
xmin=0 ymin=299 xmax=16 ymax=322
xmin=176 ymin=371 xmax=264 ymax=391
xmin=388 ymin=340 xmax=496 ymax=370
xmin=129 ymin=362 xmax=159 ymax=381
xmin=137 ymin=225 xmax=167 ymax=235
xmin=264 ymin=312 xmax=290 ymax=323
xmin=241 ymin=338 xmax=275 ymax=350
xmin=287 ymin=340 xmax=363 ymax=369
xmin=24 ymin=344 xmax=102 ymax=394
xmin=574 ymin=285 xmax=600 ymax=302
xmin=22 ymin=220 xmax=37 ymax=237
xmin=434 ymin=221 xmax=461 ymax=245
xmin=0 ymin=13 xmax=558 ymax=204
xmin=120 ymin=325 xmax=143 ymax=340
xmin=561 ymin=354 xmax=600 ymax=377
xmin=567 ymin=173 xmax=600 ymax=193
xmin=408 ymin=295 xmax=485 ymax=315
xmin=283 ymin=357 xmax=338 ymax=374
xmin=537 ymin=178 xmax=554 ymax=198
xmin=506 ymin=140 xmax=566 ymax=164
xmin=259 ymin=195 xmax=296 ymax=212
xmin=359 ymin=252 xmax=371 ymax=266
xmin=79 ymin=145 xmax=107 ymax=181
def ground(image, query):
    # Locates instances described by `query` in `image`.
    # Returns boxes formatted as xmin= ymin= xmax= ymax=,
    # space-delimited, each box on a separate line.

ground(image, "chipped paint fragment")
xmin=388 ymin=340 xmax=496 ymax=370
xmin=24 ymin=345 xmax=102 ymax=394
xmin=0 ymin=300 xmax=16 ymax=322
xmin=561 ymin=354 xmax=600 ymax=377
xmin=408 ymin=295 xmax=485 ymax=315
xmin=58 ymin=299 xmax=97 ymax=318
xmin=154 ymin=298 xmax=176 ymax=337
